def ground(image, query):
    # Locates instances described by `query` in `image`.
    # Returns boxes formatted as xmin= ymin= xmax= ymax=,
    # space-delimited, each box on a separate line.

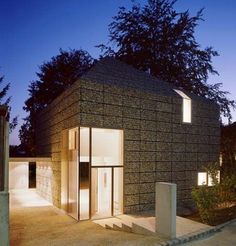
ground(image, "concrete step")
xmin=134 ymin=217 xmax=156 ymax=233
xmin=93 ymin=215 xmax=156 ymax=236
xmin=113 ymin=223 xmax=123 ymax=231
xmin=93 ymin=217 xmax=121 ymax=228
xmin=121 ymin=223 xmax=132 ymax=233
xmin=105 ymin=223 xmax=113 ymax=230
xmin=132 ymin=222 xmax=156 ymax=236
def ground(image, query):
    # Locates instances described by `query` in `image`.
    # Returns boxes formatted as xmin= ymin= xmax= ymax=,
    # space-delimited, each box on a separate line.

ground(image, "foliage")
xmin=217 ymin=175 xmax=236 ymax=207
xmin=192 ymin=185 xmax=217 ymax=223
xmin=192 ymin=163 xmax=236 ymax=224
xmin=100 ymin=0 xmax=235 ymax=120
xmin=19 ymin=49 xmax=94 ymax=155
xmin=0 ymin=75 xmax=18 ymax=131
xmin=205 ymin=162 xmax=220 ymax=186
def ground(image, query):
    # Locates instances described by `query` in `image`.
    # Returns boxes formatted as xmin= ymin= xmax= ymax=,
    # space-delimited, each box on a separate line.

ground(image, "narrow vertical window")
xmin=174 ymin=89 xmax=191 ymax=123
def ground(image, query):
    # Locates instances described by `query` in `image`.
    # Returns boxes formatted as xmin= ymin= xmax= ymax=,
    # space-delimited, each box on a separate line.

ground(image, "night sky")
xmin=1 ymin=0 xmax=236 ymax=145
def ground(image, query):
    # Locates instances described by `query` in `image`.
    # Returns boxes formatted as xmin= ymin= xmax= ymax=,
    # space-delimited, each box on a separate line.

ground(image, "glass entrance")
xmin=64 ymin=127 xmax=123 ymax=221
xmin=68 ymin=127 xmax=78 ymax=220
xmin=91 ymin=168 xmax=112 ymax=219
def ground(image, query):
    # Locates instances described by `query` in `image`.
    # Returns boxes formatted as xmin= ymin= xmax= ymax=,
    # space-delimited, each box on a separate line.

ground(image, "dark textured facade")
xmin=36 ymin=58 xmax=220 ymax=214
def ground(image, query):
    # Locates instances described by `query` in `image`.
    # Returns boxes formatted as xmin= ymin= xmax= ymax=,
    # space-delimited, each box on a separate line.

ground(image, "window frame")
xmin=174 ymin=89 xmax=192 ymax=124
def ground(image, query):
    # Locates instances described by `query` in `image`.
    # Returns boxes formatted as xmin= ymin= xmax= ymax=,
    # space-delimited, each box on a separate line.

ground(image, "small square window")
xmin=198 ymin=172 xmax=207 ymax=185
xmin=208 ymin=171 xmax=220 ymax=186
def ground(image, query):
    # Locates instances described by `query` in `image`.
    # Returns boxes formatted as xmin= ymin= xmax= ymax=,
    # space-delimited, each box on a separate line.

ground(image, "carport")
xmin=9 ymin=157 xmax=53 ymax=204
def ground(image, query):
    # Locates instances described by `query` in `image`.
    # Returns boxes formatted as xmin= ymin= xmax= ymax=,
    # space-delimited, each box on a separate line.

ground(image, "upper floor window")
xmin=174 ymin=89 xmax=191 ymax=123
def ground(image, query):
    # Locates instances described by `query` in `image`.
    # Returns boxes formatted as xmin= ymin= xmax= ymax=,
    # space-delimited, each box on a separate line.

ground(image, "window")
xmin=219 ymin=154 xmax=222 ymax=167
xmin=91 ymin=128 xmax=123 ymax=166
xmin=198 ymin=171 xmax=220 ymax=186
xmin=198 ymin=172 xmax=207 ymax=186
xmin=208 ymin=171 xmax=220 ymax=186
xmin=68 ymin=128 xmax=77 ymax=150
xmin=174 ymin=89 xmax=191 ymax=123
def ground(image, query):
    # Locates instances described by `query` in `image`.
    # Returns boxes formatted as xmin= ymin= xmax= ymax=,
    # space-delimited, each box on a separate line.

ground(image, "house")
xmin=35 ymin=58 xmax=220 ymax=221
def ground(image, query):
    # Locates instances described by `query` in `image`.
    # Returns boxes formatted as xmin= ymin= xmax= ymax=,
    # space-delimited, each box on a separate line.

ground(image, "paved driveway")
xmin=10 ymin=189 xmax=163 ymax=246
xmin=183 ymin=222 xmax=236 ymax=246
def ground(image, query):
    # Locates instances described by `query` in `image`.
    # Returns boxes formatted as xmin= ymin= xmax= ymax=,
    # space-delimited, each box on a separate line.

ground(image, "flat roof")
xmin=9 ymin=157 xmax=52 ymax=162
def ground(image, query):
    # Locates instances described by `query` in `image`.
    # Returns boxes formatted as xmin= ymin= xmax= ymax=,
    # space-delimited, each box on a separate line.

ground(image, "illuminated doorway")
xmin=64 ymin=127 xmax=123 ymax=220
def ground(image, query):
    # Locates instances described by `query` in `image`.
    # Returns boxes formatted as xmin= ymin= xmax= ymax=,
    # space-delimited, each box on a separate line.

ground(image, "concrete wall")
xmin=9 ymin=162 xmax=29 ymax=190
xmin=36 ymin=79 xmax=220 ymax=214
xmin=36 ymin=161 xmax=53 ymax=203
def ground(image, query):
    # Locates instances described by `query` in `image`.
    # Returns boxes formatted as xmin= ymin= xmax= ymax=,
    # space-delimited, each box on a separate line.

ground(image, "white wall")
xmin=9 ymin=162 xmax=29 ymax=190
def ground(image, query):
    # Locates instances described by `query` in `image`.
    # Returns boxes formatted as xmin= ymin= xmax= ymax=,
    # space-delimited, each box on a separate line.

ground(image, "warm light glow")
xmin=66 ymin=127 xmax=124 ymax=220
xmin=198 ymin=172 xmax=207 ymax=185
xmin=9 ymin=162 xmax=29 ymax=189
xmin=80 ymin=127 xmax=89 ymax=162
xmin=91 ymin=168 xmax=112 ymax=219
xmin=10 ymin=189 xmax=51 ymax=208
xmin=174 ymin=89 xmax=191 ymax=123
xmin=92 ymin=128 xmax=123 ymax=166
xmin=69 ymin=128 xmax=77 ymax=150
xmin=219 ymin=154 xmax=222 ymax=166
xmin=208 ymin=171 xmax=220 ymax=186
xmin=113 ymin=167 xmax=123 ymax=215
xmin=68 ymin=127 xmax=79 ymax=219
xmin=198 ymin=171 xmax=220 ymax=186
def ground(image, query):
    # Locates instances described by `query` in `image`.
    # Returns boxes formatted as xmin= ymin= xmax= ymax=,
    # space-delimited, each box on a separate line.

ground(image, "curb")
xmin=157 ymin=218 xmax=236 ymax=246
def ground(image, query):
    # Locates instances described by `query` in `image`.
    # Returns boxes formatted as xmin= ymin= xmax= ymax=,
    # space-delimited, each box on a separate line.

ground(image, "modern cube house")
xmin=35 ymin=58 xmax=220 ymax=220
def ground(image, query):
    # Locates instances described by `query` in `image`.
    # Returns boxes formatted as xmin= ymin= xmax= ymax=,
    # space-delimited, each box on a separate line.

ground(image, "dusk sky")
xmin=1 ymin=0 xmax=236 ymax=145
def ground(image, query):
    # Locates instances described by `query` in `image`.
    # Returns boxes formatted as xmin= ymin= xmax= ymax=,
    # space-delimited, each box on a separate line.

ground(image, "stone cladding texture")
xmin=36 ymin=77 xmax=220 ymax=213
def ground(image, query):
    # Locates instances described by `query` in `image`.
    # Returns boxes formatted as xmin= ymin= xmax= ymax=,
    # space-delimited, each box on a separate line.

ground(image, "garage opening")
xmin=9 ymin=158 xmax=52 ymax=207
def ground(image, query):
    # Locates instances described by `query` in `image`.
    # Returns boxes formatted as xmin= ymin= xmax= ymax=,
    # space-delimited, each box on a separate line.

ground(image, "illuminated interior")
xmin=174 ymin=89 xmax=191 ymax=123
xmin=198 ymin=171 xmax=220 ymax=186
xmin=91 ymin=128 xmax=123 ymax=166
xmin=66 ymin=127 xmax=123 ymax=221
xmin=68 ymin=127 xmax=79 ymax=220
xmin=79 ymin=127 xmax=90 ymax=220
xmin=208 ymin=171 xmax=220 ymax=186
xmin=198 ymin=172 xmax=207 ymax=185
xmin=91 ymin=168 xmax=112 ymax=219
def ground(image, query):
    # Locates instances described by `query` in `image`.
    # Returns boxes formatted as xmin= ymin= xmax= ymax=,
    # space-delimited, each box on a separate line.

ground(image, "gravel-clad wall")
xmin=36 ymin=82 xmax=80 ymax=207
xmin=78 ymin=79 xmax=220 ymax=214
xmin=36 ymin=78 xmax=220 ymax=214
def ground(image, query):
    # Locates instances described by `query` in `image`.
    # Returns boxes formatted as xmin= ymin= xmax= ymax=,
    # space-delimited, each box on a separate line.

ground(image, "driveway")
xmin=10 ymin=189 xmax=163 ymax=246
xmin=183 ymin=221 xmax=236 ymax=246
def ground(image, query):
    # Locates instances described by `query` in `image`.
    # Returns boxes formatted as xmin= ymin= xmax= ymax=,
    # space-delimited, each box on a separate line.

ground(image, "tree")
xmin=0 ymin=75 xmax=17 ymax=130
xmin=99 ymin=0 xmax=235 ymax=121
xmin=20 ymin=49 xmax=94 ymax=155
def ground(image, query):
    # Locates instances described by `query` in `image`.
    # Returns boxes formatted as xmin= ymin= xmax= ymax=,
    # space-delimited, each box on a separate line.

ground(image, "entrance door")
xmin=64 ymin=127 xmax=123 ymax=221
xmin=91 ymin=168 xmax=112 ymax=219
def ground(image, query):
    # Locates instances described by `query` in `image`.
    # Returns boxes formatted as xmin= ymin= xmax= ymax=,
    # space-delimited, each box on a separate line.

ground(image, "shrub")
xmin=191 ymin=185 xmax=218 ymax=223
xmin=217 ymin=175 xmax=236 ymax=207
xmin=192 ymin=162 xmax=236 ymax=224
